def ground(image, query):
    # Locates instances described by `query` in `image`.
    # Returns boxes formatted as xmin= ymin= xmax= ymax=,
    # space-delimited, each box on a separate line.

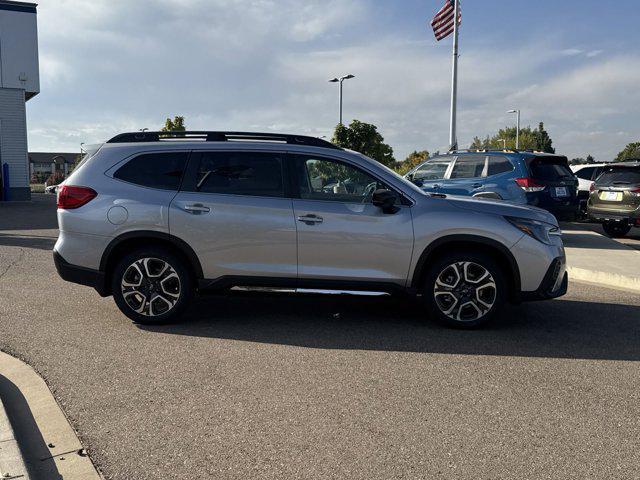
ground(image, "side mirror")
xmin=372 ymin=189 xmax=399 ymax=214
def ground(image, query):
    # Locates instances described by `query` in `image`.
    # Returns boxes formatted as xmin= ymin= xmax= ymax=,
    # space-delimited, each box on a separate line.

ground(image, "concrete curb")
xmin=0 ymin=396 xmax=30 ymax=480
xmin=0 ymin=351 xmax=101 ymax=479
xmin=568 ymin=266 xmax=640 ymax=293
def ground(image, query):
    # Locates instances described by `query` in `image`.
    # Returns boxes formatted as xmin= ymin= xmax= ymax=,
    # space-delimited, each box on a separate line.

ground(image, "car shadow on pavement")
xmin=0 ymin=375 xmax=62 ymax=479
xmin=138 ymin=293 xmax=640 ymax=361
xmin=0 ymin=233 xmax=57 ymax=250
xmin=561 ymin=230 xmax=632 ymax=250
xmin=0 ymin=194 xmax=58 ymax=231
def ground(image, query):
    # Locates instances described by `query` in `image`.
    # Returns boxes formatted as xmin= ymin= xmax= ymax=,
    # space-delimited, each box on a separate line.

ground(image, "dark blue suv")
xmin=405 ymin=151 xmax=579 ymax=219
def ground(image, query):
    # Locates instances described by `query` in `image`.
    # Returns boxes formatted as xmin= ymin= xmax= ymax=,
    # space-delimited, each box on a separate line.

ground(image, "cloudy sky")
xmin=28 ymin=0 xmax=640 ymax=161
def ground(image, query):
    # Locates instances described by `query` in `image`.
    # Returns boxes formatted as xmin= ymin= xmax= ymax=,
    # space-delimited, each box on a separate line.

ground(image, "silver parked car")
xmin=54 ymin=131 xmax=567 ymax=328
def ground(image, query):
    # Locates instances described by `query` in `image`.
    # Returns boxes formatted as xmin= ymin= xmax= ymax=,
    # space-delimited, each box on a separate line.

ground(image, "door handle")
xmin=432 ymin=184 xmax=441 ymax=189
xmin=183 ymin=203 xmax=211 ymax=214
xmin=472 ymin=183 xmax=483 ymax=189
xmin=297 ymin=214 xmax=323 ymax=225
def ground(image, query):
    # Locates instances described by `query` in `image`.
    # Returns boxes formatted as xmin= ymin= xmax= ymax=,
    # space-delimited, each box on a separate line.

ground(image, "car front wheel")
xmin=112 ymin=247 xmax=193 ymax=325
xmin=422 ymin=252 xmax=506 ymax=328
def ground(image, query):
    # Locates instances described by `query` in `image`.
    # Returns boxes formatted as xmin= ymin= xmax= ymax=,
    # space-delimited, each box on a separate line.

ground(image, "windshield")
xmin=352 ymin=152 xmax=426 ymax=196
xmin=413 ymin=159 xmax=450 ymax=181
xmin=596 ymin=167 xmax=640 ymax=185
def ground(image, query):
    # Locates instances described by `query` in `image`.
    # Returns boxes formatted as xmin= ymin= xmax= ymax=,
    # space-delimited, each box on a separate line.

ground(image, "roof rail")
xmin=106 ymin=131 xmax=342 ymax=150
xmin=446 ymin=148 xmax=520 ymax=154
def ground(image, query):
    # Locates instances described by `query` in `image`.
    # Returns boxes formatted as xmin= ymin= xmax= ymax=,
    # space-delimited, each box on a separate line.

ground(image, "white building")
xmin=0 ymin=0 xmax=39 ymax=201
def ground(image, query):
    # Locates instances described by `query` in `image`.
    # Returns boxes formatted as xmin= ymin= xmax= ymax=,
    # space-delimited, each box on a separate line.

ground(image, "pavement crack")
xmin=0 ymin=247 xmax=25 ymax=282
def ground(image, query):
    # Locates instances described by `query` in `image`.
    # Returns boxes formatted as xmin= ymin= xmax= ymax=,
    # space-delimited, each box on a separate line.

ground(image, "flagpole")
xmin=448 ymin=0 xmax=460 ymax=151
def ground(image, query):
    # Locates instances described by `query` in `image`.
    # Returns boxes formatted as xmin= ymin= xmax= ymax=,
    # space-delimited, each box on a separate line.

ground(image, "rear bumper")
xmin=525 ymin=193 xmax=579 ymax=219
xmin=588 ymin=207 xmax=639 ymax=225
xmin=53 ymin=250 xmax=108 ymax=296
xmin=520 ymin=256 xmax=568 ymax=301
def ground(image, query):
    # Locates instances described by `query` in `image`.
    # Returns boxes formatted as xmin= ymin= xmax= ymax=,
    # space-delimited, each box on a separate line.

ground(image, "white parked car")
xmin=571 ymin=163 xmax=609 ymax=212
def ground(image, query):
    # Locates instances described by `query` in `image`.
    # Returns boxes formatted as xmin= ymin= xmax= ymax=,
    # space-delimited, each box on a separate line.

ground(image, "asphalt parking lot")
xmin=1 ymin=196 xmax=639 ymax=479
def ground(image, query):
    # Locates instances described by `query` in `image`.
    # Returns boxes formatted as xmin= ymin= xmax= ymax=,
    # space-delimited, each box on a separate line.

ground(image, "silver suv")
xmin=53 ymin=131 xmax=567 ymax=328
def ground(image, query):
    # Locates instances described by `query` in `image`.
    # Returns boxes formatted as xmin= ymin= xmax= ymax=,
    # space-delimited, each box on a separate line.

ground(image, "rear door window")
xmin=413 ymin=158 xmax=451 ymax=181
xmin=596 ymin=168 xmax=640 ymax=185
xmin=191 ymin=151 xmax=285 ymax=197
xmin=528 ymin=156 xmax=573 ymax=181
xmin=113 ymin=152 xmax=188 ymax=190
xmin=449 ymin=155 xmax=487 ymax=179
xmin=487 ymin=156 xmax=514 ymax=176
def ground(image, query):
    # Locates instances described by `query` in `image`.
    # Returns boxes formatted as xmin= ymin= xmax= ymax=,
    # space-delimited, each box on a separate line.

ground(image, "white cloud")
xmin=27 ymin=1 xmax=640 ymax=163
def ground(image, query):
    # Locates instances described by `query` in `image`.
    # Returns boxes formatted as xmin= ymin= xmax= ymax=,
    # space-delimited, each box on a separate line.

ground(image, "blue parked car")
xmin=405 ymin=150 xmax=579 ymax=220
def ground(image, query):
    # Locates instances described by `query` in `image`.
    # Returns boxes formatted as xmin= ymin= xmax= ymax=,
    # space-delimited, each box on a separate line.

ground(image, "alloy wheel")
xmin=121 ymin=258 xmax=181 ymax=317
xmin=433 ymin=261 xmax=497 ymax=322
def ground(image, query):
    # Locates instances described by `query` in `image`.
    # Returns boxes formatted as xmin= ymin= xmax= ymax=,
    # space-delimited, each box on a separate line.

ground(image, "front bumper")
xmin=520 ymin=256 xmax=567 ymax=301
xmin=53 ymin=250 xmax=108 ymax=296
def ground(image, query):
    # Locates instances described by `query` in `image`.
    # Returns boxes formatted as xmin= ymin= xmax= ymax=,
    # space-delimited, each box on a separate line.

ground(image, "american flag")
xmin=430 ymin=0 xmax=461 ymax=41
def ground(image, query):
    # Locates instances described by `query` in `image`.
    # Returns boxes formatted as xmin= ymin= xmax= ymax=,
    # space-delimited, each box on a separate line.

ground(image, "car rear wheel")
xmin=112 ymin=247 xmax=193 ymax=325
xmin=422 ymin=252 xmax=506 ymax=329
xmin=602 ymin=222 xmax=631 ymax=238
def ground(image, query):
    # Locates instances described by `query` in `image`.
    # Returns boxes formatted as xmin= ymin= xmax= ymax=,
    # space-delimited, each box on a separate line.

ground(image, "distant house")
xmin=28 ymin=152 xmax=80 ymax=180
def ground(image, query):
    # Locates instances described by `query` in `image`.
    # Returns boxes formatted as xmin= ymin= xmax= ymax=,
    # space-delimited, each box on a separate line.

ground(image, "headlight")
xmin=506 ymin=216 xmax=561 ymax=245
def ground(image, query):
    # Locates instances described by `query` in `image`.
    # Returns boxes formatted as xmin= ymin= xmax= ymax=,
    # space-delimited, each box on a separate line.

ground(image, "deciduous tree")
xmin=615 ymin=142 xmax=640 ymax=162
xmin=161 ymin=116 xmax=186 ymax=132
xmin=332 ymin=120 xmax=395 ymax=167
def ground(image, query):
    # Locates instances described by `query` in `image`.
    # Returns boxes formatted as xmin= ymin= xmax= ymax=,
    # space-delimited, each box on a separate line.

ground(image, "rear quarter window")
xmin=113 ymin=152 xmax=188 ymax=190
xmin=487 ymin=156 xmax=514 ymax=176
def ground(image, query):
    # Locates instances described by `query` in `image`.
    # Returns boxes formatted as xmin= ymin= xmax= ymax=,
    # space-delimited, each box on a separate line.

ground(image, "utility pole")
xmin=448 ymin=0 xmax=460 ymax=151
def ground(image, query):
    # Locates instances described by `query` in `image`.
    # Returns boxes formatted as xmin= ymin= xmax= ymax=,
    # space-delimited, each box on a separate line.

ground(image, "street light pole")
xmin=507 ymin=109 xmax=521 ymax=149
xmin=329 ymin=74 xmax=355 ymax=125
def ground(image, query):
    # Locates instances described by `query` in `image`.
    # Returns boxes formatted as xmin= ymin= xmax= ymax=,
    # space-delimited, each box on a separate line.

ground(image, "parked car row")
xmin=406 ymin=152 xmax=640 ymax=237
xmin=405 ymin=150 xmax=579 ymax=220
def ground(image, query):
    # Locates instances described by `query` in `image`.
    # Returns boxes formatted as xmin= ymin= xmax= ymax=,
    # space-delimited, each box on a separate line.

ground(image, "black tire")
xmin=602 ymin=222 xmax=631 ymax=238
xmin=422 ymin=251 xmax=506 ymax=329
xmin=111 ymin=247 xmax=193 ymax=325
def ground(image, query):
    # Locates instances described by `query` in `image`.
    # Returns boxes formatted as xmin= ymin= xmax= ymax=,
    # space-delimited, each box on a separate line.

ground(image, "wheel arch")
xmin=411 ymin=234 xmax=521 ymax=302
xmin=100 ymin=231 xmax=204 ymax=295
xmin=472 ymin=191 xmax=503 ymax=200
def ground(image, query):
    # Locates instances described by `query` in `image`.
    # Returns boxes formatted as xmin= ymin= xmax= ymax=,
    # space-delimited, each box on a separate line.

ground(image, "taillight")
xmin=515 ymin=177 xmax=545 ymax=192
xmin=630 ymin=187 xmax=640 ymax=197
xmin=57 ymin=185 xmax=97 ymax=209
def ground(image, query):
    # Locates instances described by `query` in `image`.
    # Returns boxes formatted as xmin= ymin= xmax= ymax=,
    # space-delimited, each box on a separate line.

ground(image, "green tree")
xmin=614 ymin=142 xmax=640 ymax=162
xmin=470 ymin=135 xmax=492 ymax=150
xmin=161 ymin=115 xmax=186 ymax=132
xmin=585 ymin=154 xmax=595 ymax=164
xmin=569 ymin=157 xmax=586 ymax=165
xmin=332 ymin=120 xmax=395 ymax=167
xmin=396 ymin=150 xmax=429 ymax=175
xmin=533 ymin=122 xmax=555 ymax=153
xmin=469 ymin=122 xmax=555 ymax=153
